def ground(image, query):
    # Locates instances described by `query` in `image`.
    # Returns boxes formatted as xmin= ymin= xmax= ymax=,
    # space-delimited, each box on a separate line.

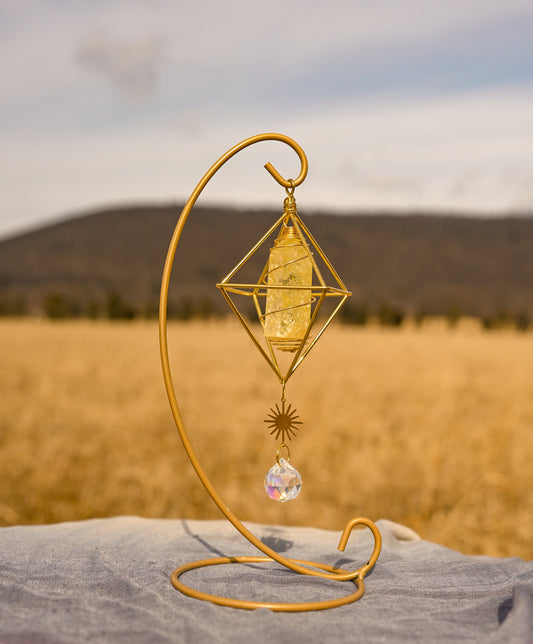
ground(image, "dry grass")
xmin=0 ymin=318 xmax=531 ymax=559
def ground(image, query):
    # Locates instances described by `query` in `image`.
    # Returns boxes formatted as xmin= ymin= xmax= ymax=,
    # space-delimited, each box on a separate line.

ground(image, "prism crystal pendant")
xmin=265 ymin=457 xmax=302 ymax=502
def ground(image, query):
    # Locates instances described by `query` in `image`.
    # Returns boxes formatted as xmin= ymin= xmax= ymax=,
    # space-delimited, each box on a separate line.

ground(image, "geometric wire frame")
xmin=217 ymin=208 xmax=351 ymax=384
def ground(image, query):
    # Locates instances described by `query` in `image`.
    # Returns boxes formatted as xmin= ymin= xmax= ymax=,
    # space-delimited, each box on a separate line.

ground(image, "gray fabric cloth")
xmin=0 ymin=516 xmax=531 ymax=643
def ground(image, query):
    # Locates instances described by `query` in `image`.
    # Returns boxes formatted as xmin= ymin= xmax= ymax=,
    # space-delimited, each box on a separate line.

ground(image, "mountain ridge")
xmin=1 ymin=204 xmax=532 ymax=319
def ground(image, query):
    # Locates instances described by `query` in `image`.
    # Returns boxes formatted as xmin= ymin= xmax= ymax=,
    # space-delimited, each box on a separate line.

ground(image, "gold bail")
xmin=282 ymin=180 xmax=297 ymax=226
xmin=277 ymin=223 xmax=298 ymax=240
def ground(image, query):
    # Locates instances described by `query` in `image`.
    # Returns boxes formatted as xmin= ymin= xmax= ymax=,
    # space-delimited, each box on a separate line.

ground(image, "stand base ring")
xmin=171 ymin=556 xmax=366 ymax=612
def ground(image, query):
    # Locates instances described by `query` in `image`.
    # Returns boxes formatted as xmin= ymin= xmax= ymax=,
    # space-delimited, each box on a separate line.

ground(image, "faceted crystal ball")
xmin=264 ymin=458 xmax=302 ymax=502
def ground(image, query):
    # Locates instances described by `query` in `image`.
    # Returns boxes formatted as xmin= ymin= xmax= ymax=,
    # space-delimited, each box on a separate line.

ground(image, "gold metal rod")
xmin=285 ymin=289 xmax=327 ymax=378
xmin=218 ymin=216 xmax=286 ymax=285
xmin=217 ymin=284 xmax=333 ymax=291
xmin=218 ymin=285 xmax=283 ymax=383
xmin=218 ymin=286 xmax=350 ymax=297
xmin=171 ymin=557 xmax=366 ymax=612
xmin=290 ymin=294 xmax=350 ymax=375
xmin=338 ymin=518 xmax=383 ymax=576
xmin=217 ymin=287 xmax=256 ymax=296
xmin=159 ymin=133 xmax=381 ymax=610
xmin=293 ymin=214 xmax=350 ymax=292
xmin=290 ymin=214 xmax=328 ymax=288
xmin=323 ymin=287 xmax=352 ymax=296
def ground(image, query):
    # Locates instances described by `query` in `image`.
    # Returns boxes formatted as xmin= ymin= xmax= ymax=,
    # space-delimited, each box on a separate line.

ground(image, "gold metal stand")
xmin=159 ymin=133 xmax=381 ymax=611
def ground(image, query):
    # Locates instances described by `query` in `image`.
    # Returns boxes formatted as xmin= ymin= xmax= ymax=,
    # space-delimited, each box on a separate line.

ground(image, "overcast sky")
xmin=1 ymin=0 xmax=532 ymax=237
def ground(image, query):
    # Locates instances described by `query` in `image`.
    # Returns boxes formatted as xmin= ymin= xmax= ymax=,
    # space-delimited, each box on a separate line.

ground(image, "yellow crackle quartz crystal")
xmin=264 ymin=225 xmax=312 ymax=346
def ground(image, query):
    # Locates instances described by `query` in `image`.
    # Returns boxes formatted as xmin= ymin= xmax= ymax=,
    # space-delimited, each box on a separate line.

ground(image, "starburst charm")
xmin=264 ymin=400 xmax=303 ymax=442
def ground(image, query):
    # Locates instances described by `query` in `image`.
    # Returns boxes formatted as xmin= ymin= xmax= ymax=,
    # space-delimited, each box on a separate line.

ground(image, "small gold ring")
xmin=285 ymin=180 xmax=295 ymax=196
xmin=276 ymin=442 xmax=291 ymax=465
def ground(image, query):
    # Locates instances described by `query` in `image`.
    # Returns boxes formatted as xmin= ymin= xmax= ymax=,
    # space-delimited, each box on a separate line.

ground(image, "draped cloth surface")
xmin=0 ymin=516 xmax=531 ymax=643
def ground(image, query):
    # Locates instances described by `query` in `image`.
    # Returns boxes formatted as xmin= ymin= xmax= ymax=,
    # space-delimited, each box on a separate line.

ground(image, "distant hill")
xmin=1 ymin=204 xmax=532 ymax=321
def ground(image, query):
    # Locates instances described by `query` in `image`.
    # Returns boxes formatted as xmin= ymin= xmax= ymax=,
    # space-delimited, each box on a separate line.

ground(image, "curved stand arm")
xmin=159 ymin=133 xmax=381 ymax=610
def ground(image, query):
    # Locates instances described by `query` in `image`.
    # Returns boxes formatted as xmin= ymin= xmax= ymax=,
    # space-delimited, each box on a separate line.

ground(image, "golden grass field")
xmin=0 ymin=318 xmax=531 ymax=560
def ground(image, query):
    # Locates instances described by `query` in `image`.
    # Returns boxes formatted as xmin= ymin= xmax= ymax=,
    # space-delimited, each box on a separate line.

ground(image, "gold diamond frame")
xmin=159 ymin=133 xmax=381 ymax=611
xmin=217 ymin=208 xmax=351 ymax=384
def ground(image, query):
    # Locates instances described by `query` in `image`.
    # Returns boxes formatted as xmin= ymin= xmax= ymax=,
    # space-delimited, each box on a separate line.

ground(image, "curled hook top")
xmin=262 ymin=135 xmax=307 ymax=189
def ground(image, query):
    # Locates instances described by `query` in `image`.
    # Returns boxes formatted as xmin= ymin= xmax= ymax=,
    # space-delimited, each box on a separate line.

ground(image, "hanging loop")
xmin=285 ymin=179 xmax=296 ymax=196
xmin=276 ymin=442 xmax=291 ymax=465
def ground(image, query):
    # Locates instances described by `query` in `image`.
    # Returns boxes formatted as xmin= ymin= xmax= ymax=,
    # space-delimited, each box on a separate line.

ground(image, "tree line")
xmin=0 ymin=290 xmax=216 ymax=321
xmin=0 ymin=289 xmax=530 ymax=331
xmin=338 ymin=301 xmax=531 ymax=331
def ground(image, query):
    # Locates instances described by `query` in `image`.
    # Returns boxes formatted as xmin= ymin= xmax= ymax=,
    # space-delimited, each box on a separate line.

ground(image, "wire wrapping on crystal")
xmin=261 ymin=196 xmax=314 ymax=353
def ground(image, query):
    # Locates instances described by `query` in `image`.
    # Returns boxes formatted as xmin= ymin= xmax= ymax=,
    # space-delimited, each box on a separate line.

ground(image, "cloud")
xmin=1 ymin=0 xmax=533 ymax=236
xmin=3 ymin=84 xmax=531 ymax=232
xmin=77 ymin=31 xmax=165 ymax=100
